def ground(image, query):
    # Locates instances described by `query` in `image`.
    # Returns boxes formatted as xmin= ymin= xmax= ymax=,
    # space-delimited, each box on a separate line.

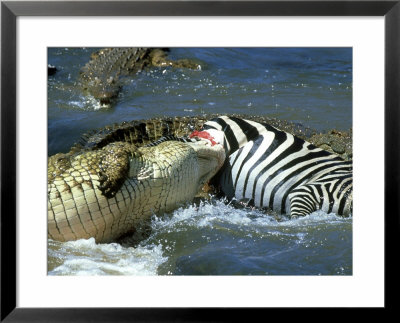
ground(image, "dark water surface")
xmin=48 ymin=47 xmax=352 ymax=275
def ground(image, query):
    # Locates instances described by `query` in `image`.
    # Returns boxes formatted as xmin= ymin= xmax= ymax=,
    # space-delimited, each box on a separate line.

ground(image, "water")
xmin=48 ymin=47 xmax=352 ymax=275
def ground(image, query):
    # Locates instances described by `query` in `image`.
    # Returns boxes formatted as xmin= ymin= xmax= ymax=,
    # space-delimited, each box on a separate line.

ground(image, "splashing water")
xmin=48 ymin=199 xmax=352 ymax=276
xmin=48 ymin=238 xmax=167 ymax=276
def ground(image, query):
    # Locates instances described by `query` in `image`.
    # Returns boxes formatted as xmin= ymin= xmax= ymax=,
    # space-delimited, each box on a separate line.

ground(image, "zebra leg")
xmin=289 ymin=181 xmax=353 ymax=217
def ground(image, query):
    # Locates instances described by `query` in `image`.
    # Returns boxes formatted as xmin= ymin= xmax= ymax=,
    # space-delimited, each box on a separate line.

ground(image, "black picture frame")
xmin=1 ymin=1 xmax=398 ymax=321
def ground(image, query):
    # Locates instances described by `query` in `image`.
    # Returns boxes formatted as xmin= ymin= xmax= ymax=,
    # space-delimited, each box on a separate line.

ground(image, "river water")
xmin=47 ymin=47 xmax=352 ymax=275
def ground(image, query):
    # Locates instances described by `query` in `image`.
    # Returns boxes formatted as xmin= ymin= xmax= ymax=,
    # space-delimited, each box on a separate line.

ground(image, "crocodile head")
xmin=84 ymin=75 xmax=121 ymax=106
xmin=48 ymin=139 xmax=225 ymax=243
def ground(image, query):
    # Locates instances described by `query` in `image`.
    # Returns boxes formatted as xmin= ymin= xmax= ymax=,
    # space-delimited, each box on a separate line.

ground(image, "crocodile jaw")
xmin=187 ymin=140 xmax=226 ymax=191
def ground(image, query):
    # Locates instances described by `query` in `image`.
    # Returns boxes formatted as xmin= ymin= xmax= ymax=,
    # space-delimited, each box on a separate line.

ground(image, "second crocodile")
xmin=80 ymin=48 xmax=201 ymax=107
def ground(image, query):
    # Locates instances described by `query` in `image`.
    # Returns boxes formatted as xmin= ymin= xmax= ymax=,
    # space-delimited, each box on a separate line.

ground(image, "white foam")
xmin=152 ymin=199 xmax=350 ymax=232
xmin=48 ymin=199 xmax=352 ymax=276
xmin=49 ymin=238 xmax=167 ymax=276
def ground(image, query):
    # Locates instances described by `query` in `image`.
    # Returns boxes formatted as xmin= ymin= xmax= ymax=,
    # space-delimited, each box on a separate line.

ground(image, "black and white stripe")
xmin=202 ymin=116 xmax=353 ymax=217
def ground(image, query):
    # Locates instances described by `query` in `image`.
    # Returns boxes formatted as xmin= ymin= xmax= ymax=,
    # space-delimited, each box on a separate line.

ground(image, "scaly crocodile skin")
xmin=48 ymin=140 xmax=225 ymax=243
xmin=79 ymin=48 xmax=200 ymax=105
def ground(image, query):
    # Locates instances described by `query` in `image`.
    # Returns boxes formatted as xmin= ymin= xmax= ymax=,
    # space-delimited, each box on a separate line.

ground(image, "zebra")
xmin=192 ymin=115 xmax=352 ymax=218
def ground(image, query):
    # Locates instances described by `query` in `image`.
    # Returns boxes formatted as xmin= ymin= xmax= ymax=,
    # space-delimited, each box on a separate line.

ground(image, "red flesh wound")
xmin=189 ymin=130 xmax=217 ymax=146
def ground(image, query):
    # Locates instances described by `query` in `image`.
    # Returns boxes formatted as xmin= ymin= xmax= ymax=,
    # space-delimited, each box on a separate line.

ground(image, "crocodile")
xmin=48 ymin=138 xmax=225 ymax=243
xmin=307 ymin=128 xmax=352 ymax=161
xmin=71 ymin=114 xmax=352 ymax=160
xmin=79 ymin=48 xmax=201 ymax=106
